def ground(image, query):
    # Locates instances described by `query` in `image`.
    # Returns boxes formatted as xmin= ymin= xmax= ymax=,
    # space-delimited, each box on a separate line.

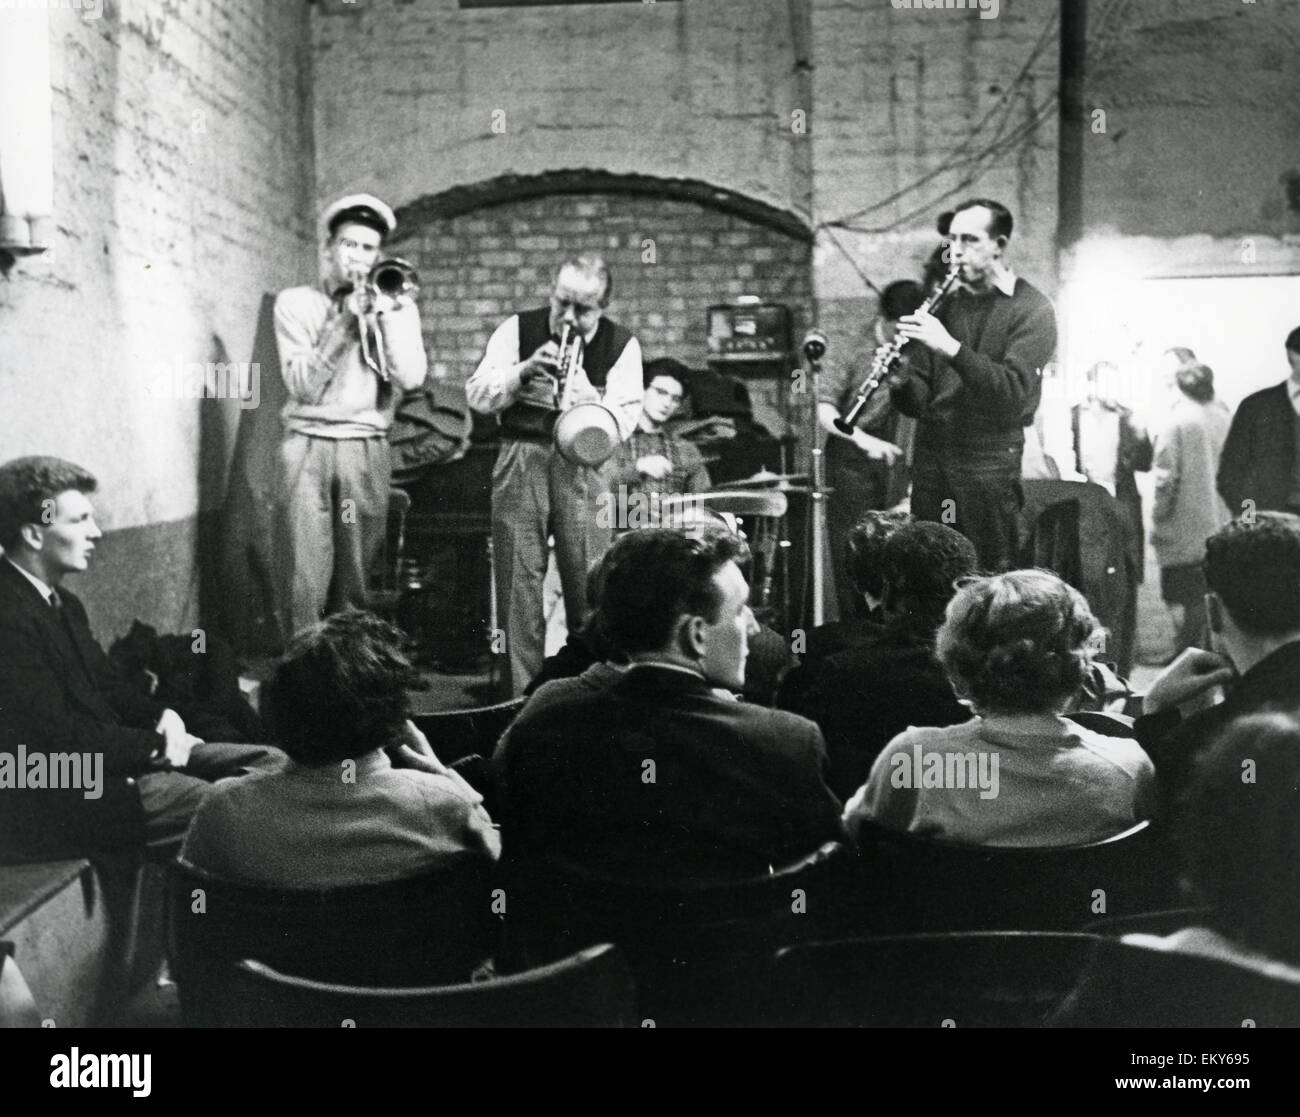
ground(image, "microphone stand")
xmin=802 ymin=333 xmax=830 ymax=629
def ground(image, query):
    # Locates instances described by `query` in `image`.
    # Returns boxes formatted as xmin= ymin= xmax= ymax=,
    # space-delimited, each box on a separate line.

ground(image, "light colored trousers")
xmin=492 ymin=438 xmax=612 ymax=695
xmin=276 ymin=433 xmax=391 ymax=643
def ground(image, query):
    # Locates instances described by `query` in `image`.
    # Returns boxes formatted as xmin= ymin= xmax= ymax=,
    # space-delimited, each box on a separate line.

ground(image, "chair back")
xmin=772 ymin=931 xmax=1104 ymax=1027
xmin=1054 ymin=937 xmax=1300 ymax=1027
xmin=853 ymin=819 xmax=1169 ymax=933
xmin=503 ymin=841 xmax=847 ymax=1026
xmin=225 ymin=943 xmax=636 ymax=1028
xmin=412 ymin=697 xmax=526 ymax=766
xmin=168 ymin=854 xmax=497 ymax=1026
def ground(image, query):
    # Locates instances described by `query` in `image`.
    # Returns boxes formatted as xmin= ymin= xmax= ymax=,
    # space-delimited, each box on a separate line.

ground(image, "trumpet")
xmin=549 ymin=322 xmax=585 ymax=409
xmin=833 ymin=259 xmax=961 ymax=435
xmin=355 ymin=257 xmax=419 ymax=380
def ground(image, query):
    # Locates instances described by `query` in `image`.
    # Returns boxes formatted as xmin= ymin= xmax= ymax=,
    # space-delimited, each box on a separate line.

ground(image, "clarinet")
xmin=833 ymin=261 xmax=962 ymax=435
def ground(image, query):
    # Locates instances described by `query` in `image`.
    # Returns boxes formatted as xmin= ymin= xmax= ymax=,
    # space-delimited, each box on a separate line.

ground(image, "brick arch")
xmin=389 ymin=171 xmax=814 ymax=386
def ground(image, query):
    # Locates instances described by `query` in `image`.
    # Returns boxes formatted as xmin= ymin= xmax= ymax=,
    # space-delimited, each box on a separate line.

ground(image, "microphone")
xmin=802 ymin=329 xmax=827 ymax=362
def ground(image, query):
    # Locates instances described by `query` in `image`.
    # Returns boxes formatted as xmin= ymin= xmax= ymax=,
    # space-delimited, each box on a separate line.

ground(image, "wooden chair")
xmin=772 ymin=932 xmax=1106 ymax=1027
xmin=168 ymin=854 xmax=498 ymax=1026
xmin=225 ymin=943 xmax=636 ymax=1028
xmin=412 ymin=696 xmax=526 ymax=767
xmin=851 ymin=818 xmax=1171 ymax=934
xmin=502 ymin=841 xmax=847 ymax=1027
xmin=1052 ymin=937 xmax=1300 ymax=1028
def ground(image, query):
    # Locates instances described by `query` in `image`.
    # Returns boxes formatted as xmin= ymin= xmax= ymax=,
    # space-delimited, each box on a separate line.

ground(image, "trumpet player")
xmin=888 ymin=199 xmax=1056 ymax=572
xmin=272 ymin=193 xmax=427 ymax=641
xmin=467 ymin=255 xmax=643 ymax=695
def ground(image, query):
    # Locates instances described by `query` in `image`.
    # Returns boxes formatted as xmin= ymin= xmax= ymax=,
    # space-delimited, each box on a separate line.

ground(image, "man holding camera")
xmin=272 ymin=194 xmax=427 ymax=642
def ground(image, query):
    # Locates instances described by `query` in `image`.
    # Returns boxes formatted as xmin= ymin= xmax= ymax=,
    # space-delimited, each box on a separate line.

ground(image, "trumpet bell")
xmin=368 ymin=257 xmax=419 ymax=298
xmin=553 ymin=402 xmax=620 ymax=466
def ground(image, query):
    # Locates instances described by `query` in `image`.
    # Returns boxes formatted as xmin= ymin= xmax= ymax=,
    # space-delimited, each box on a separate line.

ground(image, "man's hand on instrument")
xmin=852 ymin=431 xmax=903 ymax=464
xmin=519 ymin=342 xmax=561 ymax=386
xmin=636 ymin=454 xmax=674 ymax=480
xmin=896 ymin=308 xmax=960 ymax=358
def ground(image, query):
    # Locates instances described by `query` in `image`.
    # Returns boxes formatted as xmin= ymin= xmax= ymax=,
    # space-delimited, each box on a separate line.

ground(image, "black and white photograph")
xmin=0 ymin=0 xmax=1297 ymax=1070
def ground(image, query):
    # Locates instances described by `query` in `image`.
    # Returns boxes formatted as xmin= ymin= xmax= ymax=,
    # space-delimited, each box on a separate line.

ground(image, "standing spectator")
xmin=1217 ymin=325 xmax=1300 ymax=518
xmin=1151 ymin=362 xmax=1232 ymax=656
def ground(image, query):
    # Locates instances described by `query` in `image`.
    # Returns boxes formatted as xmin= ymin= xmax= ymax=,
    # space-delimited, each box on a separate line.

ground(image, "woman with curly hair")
xmin=843 ymin=569 xmax=1155 ymax=846
xmin=181 ymin=610 xmax=500 ymax=887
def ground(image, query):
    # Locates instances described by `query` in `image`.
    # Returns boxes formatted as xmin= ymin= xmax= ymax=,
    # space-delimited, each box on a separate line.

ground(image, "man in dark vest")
xmin=467 ymin=256 xmax=643 ymax=694
xmin=1217 ymin=326 xmax=1300 ymax=520
xmin=888 ymin=199 xmax=1057 ymax=572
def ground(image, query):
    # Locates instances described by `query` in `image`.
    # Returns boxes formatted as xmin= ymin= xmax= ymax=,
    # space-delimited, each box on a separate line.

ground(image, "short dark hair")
xmin=846 ymin=510 xmax=913 ymax=599
xmin=1175 ymin=362 xmax=1216 ymax=403
xmin=556 ymin=255 xmax=612 ymax=307
xmin=1177 ymin=712 xmax=1300 ymax=965
xmin=643 ymin=356 xmax=691 ymax=395
xmin=592 ymin=528 xmax=745 ymax=656
xmin=327 ymin=206 xmax=389 ymax=241
xmin=879 ymin=280 xmax=925 ymax=323
xmin=1203 ymin=513 xmax=1300 ymax=636
xmin=1285 ymin=326 xmax=1300 ymax=354
xmin=264 ymin=611 xmax=417 ymax=765
xmin=881 ymin=521 xmax=979 ymax=633
xmin=936 ymin=569 xmax=1099 ymax=714
xmin=0 ymin=456 xmax=98 ymax=551
xmin=950 ymin=198 xmax=1014 ymax=241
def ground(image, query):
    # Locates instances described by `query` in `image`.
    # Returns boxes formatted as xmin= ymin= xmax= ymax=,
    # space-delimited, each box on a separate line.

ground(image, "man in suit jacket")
xmin=1217 ymin=327 xmax=1300 ymax=518
xmin=1135 ymin=512 xmax=1300 ymax=826
xmin=779 ymin=521 xmax=977 ymax=800
xmin=0 ymin=457 xmax=279 ymax=862
xmin=494 ymin=529 xmax=843 ymax=883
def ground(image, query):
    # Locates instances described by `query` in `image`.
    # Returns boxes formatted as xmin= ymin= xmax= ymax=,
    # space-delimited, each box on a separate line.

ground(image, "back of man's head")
xmin=846 ymin=510 xmax=913 ymax=600
xmin=592 ymin=528 xmax=744 ymax=657
xmin=881 ymin=522 xmax=979 ymax=632
xmin=1204 ymin=513 xmax=1300 ymax=639
xmin=266 ymin=610 xmax=416 ymax=765
xmin=0 ymin=456 xmax=97 ymax=552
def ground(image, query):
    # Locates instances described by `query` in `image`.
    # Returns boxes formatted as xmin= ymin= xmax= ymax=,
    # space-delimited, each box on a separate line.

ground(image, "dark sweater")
xmin=891 ymin=278 xmax=1057 ymax=451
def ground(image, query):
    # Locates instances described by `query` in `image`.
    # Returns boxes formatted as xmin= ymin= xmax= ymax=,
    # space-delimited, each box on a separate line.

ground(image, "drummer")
xmin=605 ymin=357 xmax=712 ymax=531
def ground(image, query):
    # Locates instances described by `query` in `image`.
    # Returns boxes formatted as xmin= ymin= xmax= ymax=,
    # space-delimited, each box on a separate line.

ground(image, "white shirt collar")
xmin=989 ymin=264 xmax=1018 ymax=297
xmin=1287 ymin=378 xmax=1300 ymax=414
xmin=5 ymin=557 xmax=57 ymax=606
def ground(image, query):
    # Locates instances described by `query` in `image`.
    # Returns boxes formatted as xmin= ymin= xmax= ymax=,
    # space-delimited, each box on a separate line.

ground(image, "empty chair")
xmin=772 ymin=932 xmax=1104 ymax=1027
xmin=168 ymin=855 xmax=498 ymax=1027
xmin=851 ymin=818 xmax=1170 ymax=933
xmin=225 ymin=944 xmax=636 ymax=1028
xmin=1052 ymin=938 xmax=1300 ymax=1028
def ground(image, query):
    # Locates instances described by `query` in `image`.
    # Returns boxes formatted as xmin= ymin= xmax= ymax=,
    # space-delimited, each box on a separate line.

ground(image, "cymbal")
xmin=725 ymin=470 xmax=810 ymax=490
xmin=660 ymin=490 xmax=790 ymax=519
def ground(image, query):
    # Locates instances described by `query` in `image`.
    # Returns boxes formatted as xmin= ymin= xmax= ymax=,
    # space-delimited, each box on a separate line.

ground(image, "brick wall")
xmin=390 ymin=187 xmax=813 ymax=385
xmin=0 ymin=0 xmax=315 ymax=638
xmin=311 ymin=0 xmax=808 ymax=220
xmin=1082 ymin=0 xmax=1300 ymax=240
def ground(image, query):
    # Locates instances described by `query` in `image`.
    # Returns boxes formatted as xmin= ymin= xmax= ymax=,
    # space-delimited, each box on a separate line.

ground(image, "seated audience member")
xmin=781 ymin=521 xmax=976 ymax=800
xmin=843 ymin=569 xmax=1155 ymax=847
xmin=1052 ymin=713 xmax=1300 ymax=1026
xmin=786 ymin=511 xmax=910 ymax=682
xmin=0 ymin=456 xmax=279 ymax=862
xmin=1142 ymin=713 xmax=1300 ymax=972
xmin=1136 ymin=512 xmax=1300 ymax=824
xmin=494 ymin=529 xmax=843 ymax=883
xmin=182 ymin=611 xmax=500 ymax=887
xmin=604 ymin=357 xmax=711 ymax=519
xmin=524 ymin=509 xmax=792 ymax=707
